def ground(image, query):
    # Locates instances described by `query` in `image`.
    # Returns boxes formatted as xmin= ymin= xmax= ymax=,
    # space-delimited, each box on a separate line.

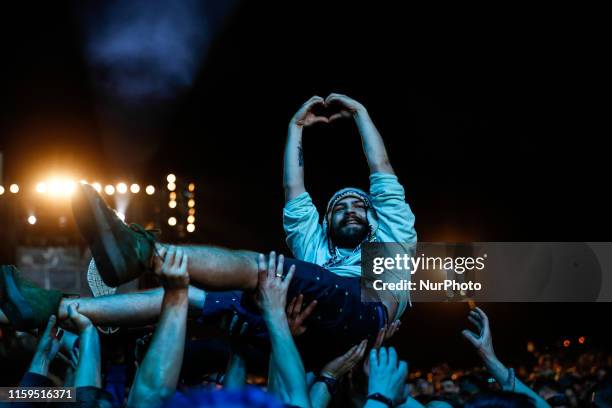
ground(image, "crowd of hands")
xmin=15 ymin=248 xmax=609 ymax=407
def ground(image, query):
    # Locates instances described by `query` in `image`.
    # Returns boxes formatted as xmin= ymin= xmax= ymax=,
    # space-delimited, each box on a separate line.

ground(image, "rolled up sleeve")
xmin=283 ymin=192 xmax=326 ymax=262
xmin=369 ymin=172 xmax=417 ymax=243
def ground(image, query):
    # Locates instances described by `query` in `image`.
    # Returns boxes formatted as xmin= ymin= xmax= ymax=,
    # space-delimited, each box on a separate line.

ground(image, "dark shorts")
xmin=197 ymin=258 xmax=387 ymax=368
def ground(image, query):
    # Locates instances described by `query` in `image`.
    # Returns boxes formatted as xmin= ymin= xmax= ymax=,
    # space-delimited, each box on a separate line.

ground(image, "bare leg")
xmin=168 ymin=245 xmax=260 ymax=291
xmin=57 ymin=286 xmax=206 ymax=327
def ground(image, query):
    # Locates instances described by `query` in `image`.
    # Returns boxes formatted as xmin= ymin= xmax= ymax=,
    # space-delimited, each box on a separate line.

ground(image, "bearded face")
xmin=329 ymin=197 xmax=369 ymax=249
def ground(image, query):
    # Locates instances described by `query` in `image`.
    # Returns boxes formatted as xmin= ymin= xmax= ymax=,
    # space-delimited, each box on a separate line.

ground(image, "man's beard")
xmin=330 ymin=218 xmax=369 ymax=249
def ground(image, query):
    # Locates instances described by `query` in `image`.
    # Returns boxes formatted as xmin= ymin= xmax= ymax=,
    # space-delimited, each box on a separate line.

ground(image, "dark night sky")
xmin=0 ymin=2 xmax=609 ymax=367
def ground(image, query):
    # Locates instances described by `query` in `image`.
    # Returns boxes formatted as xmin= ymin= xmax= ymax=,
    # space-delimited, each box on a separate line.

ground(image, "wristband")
xmin=315 ymin=375 xmax=338 ymax=395
xmin=367 ymin=392 xmax=394 ymax=407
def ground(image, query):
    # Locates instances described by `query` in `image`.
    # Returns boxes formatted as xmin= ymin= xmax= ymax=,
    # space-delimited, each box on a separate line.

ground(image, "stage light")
xmin=10 ymin=184 xmax=19 ymax=194
xmin=44 ymin=179 xmax=76 ymax=196
xmin=130 ymin=184 xmax=140 ymax=194
xmin=188 ymin=199 xmax=195 ymax=208
xmin=169 ymin=192 xmax=177 ymax=200
xmin=49 ymin=181 xmax=61 ymax=195
xmin=186 ymin=223 xmax=195 ymax=233
xmin=188 ymin=208 xmax=195 ymax=215
xmin=578 ymin=336 xmax=586 ymax=344
xmin=527 ymin=341 xmax=535 ymax=353
xmin=0 ymin=186 xmax=4 ymax=195
xmin=146 ymin=185 xmax=155 ymax=195
xmin=92 ymin=182 xmax=102 ymax=192
xmin=187 ymin=215 xmax=195 ymax=224
xmin=167 ymin=182 xmax=176 ymax=191
xmin=117 ymin=212 xmax=126 ymax=222
xmin=167 ymin=174 xmax=176 ymax=183
xmin=62 ymin=181 xmax=76 ymax=195
xmin=188 ymin=183 xmax=195 ymax=192
xmin=168 ymin=217 xmax=177 ymax=226
xmin=168 ymin=200 xmax=177 ymax=209
xmin=117 ymin=183 xmax=128 ymax=194
xmin=79 ymin=180 xmax=88 ymax=185
xmin=36 ymin=182 xmax=48 ymax=193
xmin=563 ymin=339 xmax=570 ymax=348
xmin=27 ymin=215 xmax=37 ymax=225
xmin=105 ymin=185 xmax=115 ymax=195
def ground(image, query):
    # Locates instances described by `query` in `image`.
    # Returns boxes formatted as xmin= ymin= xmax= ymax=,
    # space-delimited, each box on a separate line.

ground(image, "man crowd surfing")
xmin=1 ymin=95 xmax=610 ymax=407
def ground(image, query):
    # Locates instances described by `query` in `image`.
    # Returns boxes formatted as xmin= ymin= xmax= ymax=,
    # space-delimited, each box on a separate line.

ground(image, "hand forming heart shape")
xmin=291 ymin=93 xmax=365 ymax=127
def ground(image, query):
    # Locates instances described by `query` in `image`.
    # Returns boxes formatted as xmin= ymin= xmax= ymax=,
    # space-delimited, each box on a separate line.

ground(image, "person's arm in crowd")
xmin=256 ymin=252 xmax=311 ymax=408
xmin=364 ymin=347 xmax=409 ymax=408
xmin=268 ymin=358 xmax=294 ymax=403
xmin=287 ymin=294 xmax=317 ymax=337
xmin=362 ymin=321 xmax=402 ymax=376
xmin=325 ymin=93 xmax=394 ymax=175
xmin=310 ymin=340 xmax=367 ymax=408
xmin=223 ymin=315 xmax=248 ymax=390
xmin=462 ymin=307 xmax=551 ymax=408
xmin=284 ymin=96 xmax=328 ymax=202
xmin=66 ymin=304 xmax=101 ymax=388
xmin=127 ymin=247 xmax=190 ymax=407
xmin=19 ymin=315 xmax=61 ymax=387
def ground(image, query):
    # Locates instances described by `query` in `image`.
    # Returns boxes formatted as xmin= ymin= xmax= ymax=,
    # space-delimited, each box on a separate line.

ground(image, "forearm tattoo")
xmin=298 ymin=144 xmax=304 ymax=167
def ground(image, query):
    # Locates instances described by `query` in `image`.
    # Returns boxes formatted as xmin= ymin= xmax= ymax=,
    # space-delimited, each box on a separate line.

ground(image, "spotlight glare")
xmin=92 ymin=183 xmax=102 ymax=192
xmin=167 ymin=182 xmax=176 ymax=191
xmin=187 ymin=215 xmax=195 ymax=224
xmin=117 ymin=183 xmax=128 ymax=194
xmin=117 ymin=212 xmax=126 ymax=222
xmin=62 ymin=181 xmax=76 ymax=195
xmin=36 ymin=182 xmax=47 ymax=193
xmin=167 ymin=174 xmax=176 ymax=183
xmin=105 ymin=185 xmax=115 ymax=195
xmin=0 ymin=186 xmax=4 ymax=195
xmin=188 ymin=208 xmax=195 ymax=215
xmin=9 ymin=184 xmax=19 ymax=194
xmin=146 ymin=185 xmax=155 ymax=195
xmin=169 ymin=192 xmax=177 ymax=200
xmin=168 ymin=200 xmax=177 ymax=209
xmin=130 ymin=184 xmax=140 ymax=194
xmin=168 ymin=217 xmax=177 ymax=226
xmin=188 ymin=183 xmax=195 ymax=192
xmin=187 ymin=199 xmax=195 ymax=208
xmin=27 ymin=215 xmax=37 ymax=225
xmin=49 ymin=181 xmax=61 ymax=195
xmin=186 ymin=223 xmax=195 ymax=233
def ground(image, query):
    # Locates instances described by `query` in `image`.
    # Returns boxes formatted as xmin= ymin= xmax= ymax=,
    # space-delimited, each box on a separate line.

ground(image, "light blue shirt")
xmin=283 ymin=172 xmax=417 ymax=318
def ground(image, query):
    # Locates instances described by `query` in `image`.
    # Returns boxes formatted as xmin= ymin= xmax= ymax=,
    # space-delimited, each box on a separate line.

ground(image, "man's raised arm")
xmin=325 ymin=93 xmax=394 ymax=175
xmin=284 ymin=96 xmax=328 ymax=202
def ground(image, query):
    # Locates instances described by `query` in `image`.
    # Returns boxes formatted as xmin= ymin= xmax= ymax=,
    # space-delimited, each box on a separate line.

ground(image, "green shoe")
xmin=72 ymin=183 xmax=158 ymax=287
xmin=0 ymin=265 xmax=63 ymax=330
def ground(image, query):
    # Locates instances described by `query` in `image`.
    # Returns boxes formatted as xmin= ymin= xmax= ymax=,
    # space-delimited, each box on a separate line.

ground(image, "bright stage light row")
xmin=2 ymin=178 xmax=188 ymax=197
xmin=0 ymin=182 xmax=158 ymax=196
xmin=98 ymin=182 xmax=155 ymax=195
xmin=0 ymin=184 xmax=20 ymax=195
